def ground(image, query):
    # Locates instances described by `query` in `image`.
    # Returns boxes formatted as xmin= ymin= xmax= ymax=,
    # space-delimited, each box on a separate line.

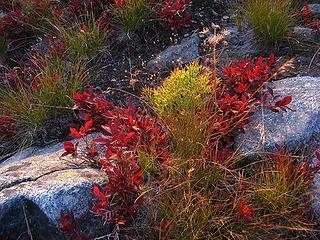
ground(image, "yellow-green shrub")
xmin=143 ymin=62 xmax=212 ymax=117
xmin=143 ymin=62 xmax=212 ymax=158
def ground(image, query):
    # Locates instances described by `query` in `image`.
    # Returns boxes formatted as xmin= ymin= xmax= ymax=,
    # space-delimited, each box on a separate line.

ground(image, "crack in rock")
xmin=0 ymin=167 xmax=85 ymax=192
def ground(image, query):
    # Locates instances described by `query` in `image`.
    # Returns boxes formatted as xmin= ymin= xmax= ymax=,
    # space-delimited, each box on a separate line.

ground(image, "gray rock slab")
xmin=0 ymin=141 xmax=106 ymax=236
xmin=147 ymin=34 xmax=201 ymax=72
xmin=294 ymin=26 xmax=319 ymax=42
xmin=235 ymin=76 xmax=320 ymax=154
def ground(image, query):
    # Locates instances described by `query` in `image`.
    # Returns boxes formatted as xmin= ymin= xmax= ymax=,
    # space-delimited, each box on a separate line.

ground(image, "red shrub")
xmin=208 ymin=54 xmax=293 ymax=164
xmin=159 ymin=0 xmax=192 ymax=28
xmin=0 ymin=0 xmax=20 ymax=12
xmin=67 ymin=0 xmax=109 ymax=15
xmin=48 ymin=35 xmax=68 ymax=58
xmin=92 ymin=152 xmax=144 ymax=224
xmin=62 ymin=91 xmax=169 ymax=224
xmin=68 ymin=0 xmax=84 ymax=14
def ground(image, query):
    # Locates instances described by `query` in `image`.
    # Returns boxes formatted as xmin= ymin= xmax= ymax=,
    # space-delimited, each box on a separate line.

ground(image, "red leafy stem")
xmin=92 ymin=151 xmax=144 ymax=225
xmin=159 ymin=0 xmax=192 ymax=29
xmin=271 ymin=145 xmax=320 ymax=184
xmin=262 ymin=87 xmax=295 ymax=113
xmin=62 ymin=91 xmax=169 ymax=224
xmin=59 ymin=210 xmax=89 ymax=240
xmin=302 ymin=4 xmax=320 ymax=32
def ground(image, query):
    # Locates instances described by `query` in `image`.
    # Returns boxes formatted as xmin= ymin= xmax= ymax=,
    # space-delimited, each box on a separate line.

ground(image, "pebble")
xmin=222 ymin=16 xmax=230 ymax=21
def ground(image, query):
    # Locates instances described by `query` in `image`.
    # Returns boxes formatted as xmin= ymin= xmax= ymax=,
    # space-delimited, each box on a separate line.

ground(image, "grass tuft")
xmin=0 ymin=56 xmax=87 ymax=136
xmin=113 ymin=0 xmax=151 ymax=33
xmin=246 ymin=0 xmax=295 ymax=44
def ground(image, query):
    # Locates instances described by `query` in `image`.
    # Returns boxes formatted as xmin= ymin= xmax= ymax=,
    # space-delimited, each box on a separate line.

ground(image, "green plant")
xmin=143 ymin=62 xmax=212 ymax=158
xmin=246 ymin=0 xmax=295 ymax=44
xmin=254 ymin=147 xmax=315 ymax=216
xmin=18 ymin=0 xmax=60 ymax=38
xmin=113 ymin=0 xmax=151 ymax=33
xmin=0 ymin=56 xmax=87 ymax=135
xmin=143 ymin=62 xmax=211 ymax=116
xmin=56 ymin=12 xmax=108 ymax=61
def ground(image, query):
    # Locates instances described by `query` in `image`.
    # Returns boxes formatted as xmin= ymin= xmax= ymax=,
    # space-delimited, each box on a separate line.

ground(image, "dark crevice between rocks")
xmin=0 ymin=199 xmax=65 ymax=239
xmin=0 ymin=167 xmax=85 ymax=192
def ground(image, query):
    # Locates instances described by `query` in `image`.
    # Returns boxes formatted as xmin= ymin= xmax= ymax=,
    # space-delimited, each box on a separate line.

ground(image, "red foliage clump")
xmin=67 ymin=0 xmax=109 ymax=15
xmin=238 ymin=198 xmax=255 ymax=221
xmin=208 ymin=54 xmax=293 ymax=163
xmin=221 ymin=54 xmax=276 ymax=97
xmin=115 ymin=0 xmax=126 ymax=6
xmin=48 ymin=36 xmax=68 ymax=58
xmin=68 ymin=0 xmax=84 ymax=14
xmin=59 ymin=210 xmax=89 ymax=240
xmin=92 ymin=152 xmax=144 ymax=224
xmin=0 ymin=1 xmax=20 ymax=12
xmin=0 ymin=9 xmax=26 ymax=39
xmin=302 ymin=4 xmax=320 ymax=32
xmin=159 ymin=0 xmax=192 ymax=29
xmin=62 ymin=90 xmax=169 ymax=224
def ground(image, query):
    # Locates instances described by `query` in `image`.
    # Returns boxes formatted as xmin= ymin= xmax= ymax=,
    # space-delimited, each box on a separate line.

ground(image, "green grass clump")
xmin=113 ymin=0 xmax=151 ymax=33
xmin=254 ymin=150 xmax=311 ymax=217
xmin=0 ymin=57 xmax=86 ymax=133
xmin=246 ymin=0 xmax=295 ymax=44
xmin=57 ymin=13 xmax=108 ymax=61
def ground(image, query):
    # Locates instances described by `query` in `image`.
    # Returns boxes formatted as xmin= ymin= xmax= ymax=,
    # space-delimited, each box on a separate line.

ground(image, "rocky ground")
xmin=0 ymin=0 xmax=320 ymax=239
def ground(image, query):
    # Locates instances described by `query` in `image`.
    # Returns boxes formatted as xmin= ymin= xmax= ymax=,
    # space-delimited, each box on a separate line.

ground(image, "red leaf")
xmin=123 ymin=132 xmax=136 ymax=143
xmin=64 ymin=141 xmax=75 ymax=153
xmin=234 ymin=83 xmax=247 ymax=94
xmin=70 ymin=127 xmax=82 ymax=138
xmin=275 ymin=96 xmax=292 ymax=107
xmin=93 ymin=184 xmax=106 ymax=201
xmin=84 ymin=119 xmax=93 ymax=130
xmin=280 ymin=96 xmax=292 ymax=106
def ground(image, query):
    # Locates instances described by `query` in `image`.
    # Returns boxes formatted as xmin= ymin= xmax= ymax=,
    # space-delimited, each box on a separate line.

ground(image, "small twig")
xmin=22 ymin=204 xmax=34 ymax=240
xmin=307 ymin=46 xmax=320 ymax=73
